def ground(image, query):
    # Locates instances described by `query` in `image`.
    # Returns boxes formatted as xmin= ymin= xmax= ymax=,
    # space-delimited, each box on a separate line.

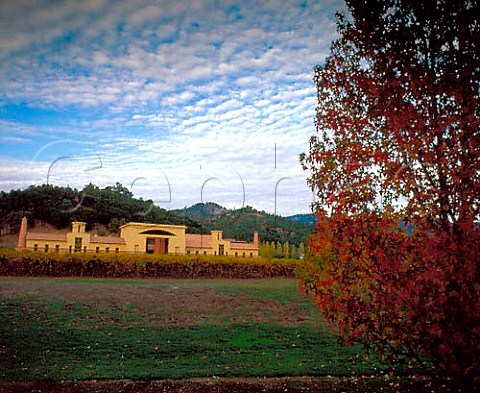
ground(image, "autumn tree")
xmin=299 ymin=0 xmax=479 ymax=388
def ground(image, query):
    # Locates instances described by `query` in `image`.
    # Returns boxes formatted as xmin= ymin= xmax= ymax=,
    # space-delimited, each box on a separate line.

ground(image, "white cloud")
xmin=0 ymin=0 xmax=345 ymax=215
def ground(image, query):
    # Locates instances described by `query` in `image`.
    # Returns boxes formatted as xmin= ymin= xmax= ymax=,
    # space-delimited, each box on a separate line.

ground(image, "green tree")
xmin=292 ymin=244 xmax=299 ymax=259
xmin=297 ymin=243 xmax=305 ymax=259
xmin=107 ymin=217 xmax=126 ymax=235
xmin=282 ymin=242 xmax=291 ymax=259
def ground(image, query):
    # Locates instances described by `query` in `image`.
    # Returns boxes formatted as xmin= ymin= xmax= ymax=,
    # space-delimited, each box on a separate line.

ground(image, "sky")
xmin=0 ymin=0 xmax=344 ymax=216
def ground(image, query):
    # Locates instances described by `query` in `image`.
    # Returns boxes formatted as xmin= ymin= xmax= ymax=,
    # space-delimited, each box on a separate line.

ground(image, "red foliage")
xmin=299 ymin=0 xmax=480 ymax=388
xmin=298 ymin=212 xmax=480 ymax=385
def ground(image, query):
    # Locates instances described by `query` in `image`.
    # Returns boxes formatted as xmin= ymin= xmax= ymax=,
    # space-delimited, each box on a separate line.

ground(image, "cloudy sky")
xmin=0 ymin=0 xmax=344 ymax=216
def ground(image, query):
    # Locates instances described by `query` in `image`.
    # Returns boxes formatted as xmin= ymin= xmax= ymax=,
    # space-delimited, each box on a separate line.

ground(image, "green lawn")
xmin=0 ymin=277 xmax=394 ymax=381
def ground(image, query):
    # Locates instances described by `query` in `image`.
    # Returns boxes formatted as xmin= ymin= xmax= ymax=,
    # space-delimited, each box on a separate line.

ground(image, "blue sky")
xmin=0 ymin=0 xmax=344 ymax=216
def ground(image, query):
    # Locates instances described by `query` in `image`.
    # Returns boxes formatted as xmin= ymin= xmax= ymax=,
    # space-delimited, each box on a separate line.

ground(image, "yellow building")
xmin=185 ymin=231 xmax=259 ymax=257
xmin=17 ymin=218 xmax=259 ymax=257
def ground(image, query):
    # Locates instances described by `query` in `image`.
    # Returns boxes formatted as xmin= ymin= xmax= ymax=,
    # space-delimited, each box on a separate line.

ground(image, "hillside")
xmin=173 ymin=203 xmax=315 ymax=245
xmin=0 ymin=183 xmax=200 ymax=236
xmin=174 ymin=202 xmax=227 ymax=221
xmin=284 ymin=213 xmax=316 ymax=226
xmin=0 ymin=185 xmax=315 ymax=246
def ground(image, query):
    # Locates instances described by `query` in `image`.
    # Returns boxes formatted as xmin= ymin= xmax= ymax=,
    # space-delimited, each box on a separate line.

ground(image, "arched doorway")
xmin=140 ymin=229 xmax=175 ymax=255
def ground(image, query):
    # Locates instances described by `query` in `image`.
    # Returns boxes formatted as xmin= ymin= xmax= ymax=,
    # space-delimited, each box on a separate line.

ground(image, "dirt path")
xmin=0 ymin=376 xmax=442 ymax=393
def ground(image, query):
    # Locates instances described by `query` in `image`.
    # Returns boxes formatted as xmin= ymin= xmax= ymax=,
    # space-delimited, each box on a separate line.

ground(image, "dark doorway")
xmin=74 ymin=237 xmax=82 ymax=253
xmin=146 ymin=238 xmax=155 ymax=254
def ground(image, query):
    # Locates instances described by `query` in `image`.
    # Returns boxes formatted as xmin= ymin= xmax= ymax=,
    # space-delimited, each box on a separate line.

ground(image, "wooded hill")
xmin=173 ymin=203 xmax=315 ymax=245
xmin=0 ymin=184 xmax=315 ymax=245
xmin=0 ymin=183 xmax=200 ymax=236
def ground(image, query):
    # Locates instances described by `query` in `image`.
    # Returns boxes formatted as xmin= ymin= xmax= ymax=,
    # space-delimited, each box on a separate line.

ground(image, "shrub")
xmin=0 ymin=250 xmax=300 ymax=279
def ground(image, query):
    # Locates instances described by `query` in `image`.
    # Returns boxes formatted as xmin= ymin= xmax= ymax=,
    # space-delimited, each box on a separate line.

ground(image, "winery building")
xmin=16 ymin=218 xmax=259 ymax=257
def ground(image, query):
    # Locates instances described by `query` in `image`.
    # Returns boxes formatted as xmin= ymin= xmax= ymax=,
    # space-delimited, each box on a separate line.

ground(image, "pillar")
xmin=17 ymin=217 xmax=28 ymax=249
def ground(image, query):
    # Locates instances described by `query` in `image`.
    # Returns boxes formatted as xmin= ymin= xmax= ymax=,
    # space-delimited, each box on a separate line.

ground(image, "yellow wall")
xmin=185 ymin=245 xmax=258 ymax=257
xmin=207 ymin=230 xmax=232 ymax=256
xmin=25 ymin=239 xmax=68 ymax=252
xmin=71 ymin=222 xmax=86 ymax=234
xmin=66 ymin=232 xmax=91 ymax=251
xmin=65 ymin=221 xmax=89 ymax=251
xmin=22 ymin=221 xmax=258 ymax=256
xmin=25 ymin=238 xmax=126 ymax=253
xmin=186 ymin=247 xmax=210 ymax=256
xmin=25 ymin=221 xmax=127 ymax=253
xmin=184 ymin=231 xmax=258 ymax=257
xmin=89 ymin=241 xmax=126 ymax=253
xmin=120 ymin=223 xmax=186 ymax=254
xmin=230 ymin=248 xmax=259 ymax=258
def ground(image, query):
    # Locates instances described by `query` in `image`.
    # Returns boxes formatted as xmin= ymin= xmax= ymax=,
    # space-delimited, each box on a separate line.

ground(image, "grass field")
xmin=0 ymin=277 xmax=395 ymax=382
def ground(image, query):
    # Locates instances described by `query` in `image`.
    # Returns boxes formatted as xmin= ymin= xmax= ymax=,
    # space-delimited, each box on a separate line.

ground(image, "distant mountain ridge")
xmin=284 ymin=213 xmax=316 ymax=225
xmin=172 ymin=203 xmax=315 ymax=245
xmin=173 ymin=202 xmax=227 ymax=220
xmin=0 ymin=185 xmax=315 ymax=246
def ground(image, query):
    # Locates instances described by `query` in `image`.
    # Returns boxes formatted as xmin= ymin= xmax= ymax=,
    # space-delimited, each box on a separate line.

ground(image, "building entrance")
xmin=146 ymin=237 xmax=169 ymax=254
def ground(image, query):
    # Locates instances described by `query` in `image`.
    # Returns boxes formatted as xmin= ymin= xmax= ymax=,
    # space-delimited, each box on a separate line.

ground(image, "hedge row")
xmin=0 ymin=249 xmax=300 ymax=278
